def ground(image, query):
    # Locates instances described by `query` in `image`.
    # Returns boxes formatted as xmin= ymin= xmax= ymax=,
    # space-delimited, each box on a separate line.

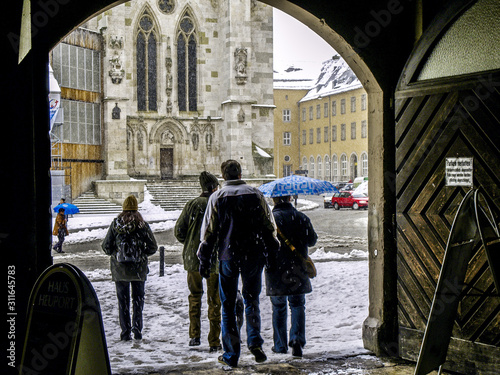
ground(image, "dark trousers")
xmin=53 ymin=229 xmax=65 ymax=252
xmin=115 ymin=281 xmax=145 ymax=339
xmin=270 ymin=294 xmax=306 ymax=352
xmin=187 ymin=270 xmax=221 ymax=346
xmin=219 ymin=258 xmax=264 ymax=367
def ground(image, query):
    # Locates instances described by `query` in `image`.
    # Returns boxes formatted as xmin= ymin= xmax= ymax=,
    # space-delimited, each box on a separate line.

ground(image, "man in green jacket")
xmin=174 ymin=171 xmax=221 ymax=352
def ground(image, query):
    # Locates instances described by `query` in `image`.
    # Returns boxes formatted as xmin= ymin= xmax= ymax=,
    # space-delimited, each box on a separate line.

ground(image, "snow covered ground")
xmin=52 ymin=191 xmax=370 ymax=374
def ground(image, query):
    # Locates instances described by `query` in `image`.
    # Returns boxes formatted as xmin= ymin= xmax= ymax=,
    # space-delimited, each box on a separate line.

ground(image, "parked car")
xmin=324 ymin=194 xmax=334 ymax=208
xmin=331 ymin=191 xmax=369 ymax=210
xmin=340 ymin=183 xmax=354 ymax=192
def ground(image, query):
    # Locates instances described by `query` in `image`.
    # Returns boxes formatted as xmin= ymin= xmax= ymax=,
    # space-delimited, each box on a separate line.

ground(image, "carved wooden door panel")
xmin=395 ymin=74 xmax=500 ymax=372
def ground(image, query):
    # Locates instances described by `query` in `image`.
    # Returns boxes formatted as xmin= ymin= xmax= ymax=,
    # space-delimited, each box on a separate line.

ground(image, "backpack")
xmin=116 ymin=231 xmax=143 ymax=264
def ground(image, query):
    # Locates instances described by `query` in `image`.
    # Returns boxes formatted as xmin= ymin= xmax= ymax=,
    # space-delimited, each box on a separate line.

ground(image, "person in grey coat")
xmin=102 ymin=195 xmax=157 ymax=341
xmin=265 ymin=195 xmax=317 ymax=357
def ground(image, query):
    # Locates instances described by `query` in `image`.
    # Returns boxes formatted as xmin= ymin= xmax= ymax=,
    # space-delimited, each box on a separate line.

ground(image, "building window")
xmin=317 ymin=156 xmax=323 ymax=179
xmin=350 ymin=153 xmax=358 ymax=180
xmin=283 ymin=109 xmax=291 ymax=122
xmin=324 ymin=155 xmax=331 ymax=181
xmin=309 ymin=129 xmax=314 ymax=144
xmin=55 ymin=100 xmax=101 ymax=145
xmin=137 ymin=9 xmax=158 ymax=111
xmin=332 ymin=125 xmax=337 ymax=141
xmin=324 ymin=102 xmax=329 ymax=117
xmin=361 ymin=120 xmax=367 ymax=138
xmin=51 ymin=43 xmax=100 ymax=92
xmin=316 ymin=104 xmax=321 ymax=119
xmin=310 ymin=156 xmax=315 ymax=178
xmin=351 ymin=96 xmax=356 ymax=112
xmin=324 ymin=126 xmax=329 ymax=142
xmin=361 ymin=94 xmax=367 ymax=111
xmin=283 ymin=164 xmax=292 ymax=177
xmin=283 ymin=132 xmax=291 ymax=145
xmin=302 ymin=108 xmax=306 ymax=121
xmin=332 ymin=154 xmax=338 ymax=182
xmin=302 ymin=130 xmax=306 ymax=145
xmin=361 ymin=152 xmax=368 ymax=176
xmin=341 ymin=154 xmax=348 ymax=180
xmin=177 ymin=9 xmax=197 ymax=112
xmin=332 ymin=101 xmax=337 ymax=116
xmin=309 ymin=106 xmax=313 ymax=120
xmin=341 ymin=123 xmax=346 ymax=141
xmin=316 ymin=127 xmax=321 ymax=143
xmin=340 ymin=99 xmax=346 ymax=114
xmin=351 ymin=122 xmax=356 ymax=139
xmin=302 ymin=157 xmax=308 ymax=175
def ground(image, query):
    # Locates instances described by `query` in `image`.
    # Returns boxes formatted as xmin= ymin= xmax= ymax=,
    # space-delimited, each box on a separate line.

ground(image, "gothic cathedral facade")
xmin=89 ymin=0 xmax=274 ymax=180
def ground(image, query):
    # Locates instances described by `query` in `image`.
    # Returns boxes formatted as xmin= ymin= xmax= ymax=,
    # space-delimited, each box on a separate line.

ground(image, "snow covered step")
xmin=146 ymin=182 xmax=201 ymax=211
xmin=72 ymin=191 xmax=123 ymax=215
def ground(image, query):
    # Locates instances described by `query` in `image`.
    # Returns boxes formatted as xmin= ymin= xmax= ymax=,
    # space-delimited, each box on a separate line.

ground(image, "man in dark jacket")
xmin=102 ymin=195 xmax=158 ymax=341
xmin=198 ymin=160 xmax=279 ymax=367
xmin=265 ymin=195 xmax=317 ymax=357
xmin=174 ymin=171 xmax=221 ymax=352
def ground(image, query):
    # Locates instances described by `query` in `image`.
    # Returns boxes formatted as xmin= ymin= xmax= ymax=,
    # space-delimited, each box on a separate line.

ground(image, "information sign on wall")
xmin=445 ymin=157 xmax=473 ymax=187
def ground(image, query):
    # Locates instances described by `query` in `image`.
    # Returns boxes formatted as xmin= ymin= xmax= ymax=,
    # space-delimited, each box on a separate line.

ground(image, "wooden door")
xmin=160 ymin=147 xmax=173 ymax=179
xmin=395 ymin=2 xmax=500 ymax=373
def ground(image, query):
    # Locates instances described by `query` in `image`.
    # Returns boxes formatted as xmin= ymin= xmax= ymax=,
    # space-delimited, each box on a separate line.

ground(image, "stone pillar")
xmin=102 ymin=99 xmax=129 ymax=180
xmin=362 ymin=91 xmax=398 ymax=357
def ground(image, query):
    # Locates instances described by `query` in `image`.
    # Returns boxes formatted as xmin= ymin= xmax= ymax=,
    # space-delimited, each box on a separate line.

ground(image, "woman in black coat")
xmin=265 ymin=195 xmax=317 ymax=357
xmin=102 ymin=195 xmax=157 ymax=340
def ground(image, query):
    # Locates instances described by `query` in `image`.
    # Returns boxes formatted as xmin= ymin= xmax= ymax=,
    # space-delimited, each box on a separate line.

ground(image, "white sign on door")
xmin=445 ymin=157 xmax=473 ymax=187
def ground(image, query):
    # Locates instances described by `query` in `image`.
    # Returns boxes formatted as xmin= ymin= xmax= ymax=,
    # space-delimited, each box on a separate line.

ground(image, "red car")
xmin=331 ymin=191 xmax=369 ymax=210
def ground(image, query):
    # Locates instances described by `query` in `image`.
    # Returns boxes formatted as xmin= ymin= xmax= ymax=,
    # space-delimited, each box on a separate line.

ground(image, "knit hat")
xmin=199 ymin=171 xmax=219 ymax=192
xmin=123 ymin=195 xmax=138 ymax=211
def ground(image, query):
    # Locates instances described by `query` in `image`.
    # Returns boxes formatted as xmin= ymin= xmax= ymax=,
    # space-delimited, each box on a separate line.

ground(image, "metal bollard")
xmin=159 ymin=246 xmax=164 ymax=276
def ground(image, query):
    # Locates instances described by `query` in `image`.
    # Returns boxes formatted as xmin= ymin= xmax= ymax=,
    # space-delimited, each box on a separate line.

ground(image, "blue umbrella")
xmin=259 ymin=175 xmax=338 ymax=197
xmin=53 ymin=203 xmax=80 ymax=215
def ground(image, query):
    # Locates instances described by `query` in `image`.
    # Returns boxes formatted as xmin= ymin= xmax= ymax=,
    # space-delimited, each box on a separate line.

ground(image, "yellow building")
xmin=273 ymin=88 xmax=309 ymax=178
xmin=274 ymin=56 xmax=368 ymax=182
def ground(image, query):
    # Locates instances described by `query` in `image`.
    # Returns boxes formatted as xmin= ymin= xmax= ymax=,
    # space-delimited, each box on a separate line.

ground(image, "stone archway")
xmin=150 ymin=120 xmax=187 ymax=179
xmin=9 ymin=0 xmax=404 ymax=362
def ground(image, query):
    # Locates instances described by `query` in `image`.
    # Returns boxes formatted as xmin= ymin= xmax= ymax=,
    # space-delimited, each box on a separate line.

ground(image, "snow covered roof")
xmin=273 ymin=60 xmax=320 ymax=90
xmin=300 ymin=55 xmax=362 ymax=103
xmin=273 ymin=55 xmax=363 ymax=101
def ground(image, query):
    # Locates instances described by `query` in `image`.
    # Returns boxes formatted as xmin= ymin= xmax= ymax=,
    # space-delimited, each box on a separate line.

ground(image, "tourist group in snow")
xmin=62 ymin=159 xmax=318 ymax=369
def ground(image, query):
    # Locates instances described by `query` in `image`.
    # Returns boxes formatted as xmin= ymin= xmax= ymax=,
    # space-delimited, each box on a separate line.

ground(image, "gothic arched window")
xmin=136 ymin=10 xmax=158 ymax=111
xmin=177 ymin=10 xmax=197 ymax=112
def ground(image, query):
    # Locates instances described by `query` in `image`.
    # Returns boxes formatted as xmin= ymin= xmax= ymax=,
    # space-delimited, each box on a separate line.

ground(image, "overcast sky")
xmin=273 ymin=8 xmax=336 ymax=68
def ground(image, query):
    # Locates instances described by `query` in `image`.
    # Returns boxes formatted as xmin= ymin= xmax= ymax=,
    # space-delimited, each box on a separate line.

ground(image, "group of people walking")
xmin=99 ymin=159 xmax=317 ymax=368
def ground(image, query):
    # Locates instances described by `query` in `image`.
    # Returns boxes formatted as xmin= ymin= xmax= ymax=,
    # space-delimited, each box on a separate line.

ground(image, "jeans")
xmin=115 ymin=281 xmax=145 ymax=339
xmin=270 ymin=294 xmax=306 ymax=352
xmin=219 ymin=258 xmax=264 ymax=366
xmin=53 ymin=228 xmax=66 ymax=252
xmin=187 ymin=270 xmax=221 ymax=346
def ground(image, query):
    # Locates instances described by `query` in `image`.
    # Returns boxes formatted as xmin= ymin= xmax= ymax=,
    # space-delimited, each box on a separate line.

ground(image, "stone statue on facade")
xmin=234 ymin=48 xmax=248 ymax=85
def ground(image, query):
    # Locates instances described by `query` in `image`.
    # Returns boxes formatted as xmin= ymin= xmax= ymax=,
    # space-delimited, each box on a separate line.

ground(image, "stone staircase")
xmin=72 ymin=190 xmax=123 ymax=215
xmin=71 ymin=181 xmax=202 ymax=215
xmin=146 ymin=181 xmax=201 ymax=211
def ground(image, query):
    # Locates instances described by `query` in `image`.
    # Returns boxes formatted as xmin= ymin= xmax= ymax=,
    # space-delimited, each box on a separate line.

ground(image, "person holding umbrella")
xmin=52 ymin=207 xmax=69 ymax=253
xmin=197 ymin=160 xmax=280 ymax=368
xmin=265 ymin=195 xmax=317 ymax=357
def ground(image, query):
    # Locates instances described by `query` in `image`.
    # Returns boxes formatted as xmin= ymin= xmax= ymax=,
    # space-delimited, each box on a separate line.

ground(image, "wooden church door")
xmin=394 ymin=0 xmax=500 ymax=373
